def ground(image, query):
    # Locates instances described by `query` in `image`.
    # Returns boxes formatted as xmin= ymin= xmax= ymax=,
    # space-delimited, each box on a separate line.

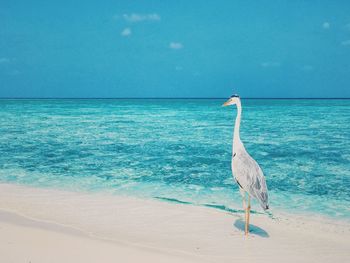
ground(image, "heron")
xmin=223 ymin=94 xmax=269 ymax=235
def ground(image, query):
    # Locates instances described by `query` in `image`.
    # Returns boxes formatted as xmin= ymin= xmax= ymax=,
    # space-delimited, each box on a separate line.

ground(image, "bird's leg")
xmin=245 ymin=195 xmax=251 ymax=235
xmin=239 ymin=188 xmax=246 ymax=210
xmin=239 ymin=188 xmax=248 ymax=235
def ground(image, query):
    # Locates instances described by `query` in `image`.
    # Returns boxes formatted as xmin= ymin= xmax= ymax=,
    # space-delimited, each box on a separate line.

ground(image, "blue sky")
xmin=0 ymin=0 xmax=350 ymax=98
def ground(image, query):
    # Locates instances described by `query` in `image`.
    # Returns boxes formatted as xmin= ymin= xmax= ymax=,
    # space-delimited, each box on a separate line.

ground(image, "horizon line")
xmin=0 ymin=97 xmax=350 ymax=100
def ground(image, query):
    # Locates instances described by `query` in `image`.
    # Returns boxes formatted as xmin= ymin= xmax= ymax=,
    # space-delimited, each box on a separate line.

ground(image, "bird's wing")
xmin=232 ymin=150 xmax=269 ymax=210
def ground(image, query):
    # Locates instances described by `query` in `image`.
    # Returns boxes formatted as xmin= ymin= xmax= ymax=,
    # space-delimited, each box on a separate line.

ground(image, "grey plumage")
xmin=232 ymin=146 xmax=269 ymax=210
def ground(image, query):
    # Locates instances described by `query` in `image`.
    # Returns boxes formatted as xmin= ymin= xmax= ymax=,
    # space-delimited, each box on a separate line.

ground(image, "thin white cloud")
xmin=117 ymin=13 xmax=161 ymax=23
xmin=0 ymin=57 xmax=10 ymax=64
xmin=169 ymin=42 xmax=183 ymax=50
xmin=121 ymin=28 xmax=132 ymax=37
xmin=175 ymin=66 xmax=183 ymax=71
xmin=341 ymin=40 xmax=350 ymax=46
xmin=261 ymin=62 xmax=280 ymax=68
xmin=322 ymin=22 xmax=330 ymax=29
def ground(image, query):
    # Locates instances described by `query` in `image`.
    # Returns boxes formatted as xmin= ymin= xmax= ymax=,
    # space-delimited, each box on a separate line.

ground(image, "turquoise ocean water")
xmin=0 ymin=99 xmax=349 ymax=220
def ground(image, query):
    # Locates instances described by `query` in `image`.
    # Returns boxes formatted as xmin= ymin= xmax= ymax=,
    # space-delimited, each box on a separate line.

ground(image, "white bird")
xmin=223 ymin=94 xmax=269 ymax=235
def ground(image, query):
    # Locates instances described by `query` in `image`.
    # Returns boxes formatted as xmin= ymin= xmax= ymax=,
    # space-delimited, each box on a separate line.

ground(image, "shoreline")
xmin=1 ymin=183 xmax=350 ymax=262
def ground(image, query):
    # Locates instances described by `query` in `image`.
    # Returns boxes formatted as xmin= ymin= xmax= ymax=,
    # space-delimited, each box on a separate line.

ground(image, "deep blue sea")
xmin=0 ymin=99 xmax=349 ymax=220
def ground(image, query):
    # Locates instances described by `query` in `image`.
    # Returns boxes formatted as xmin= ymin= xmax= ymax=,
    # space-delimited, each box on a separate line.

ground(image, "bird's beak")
xmin=222 ymin=99 xmax=231 ymax=107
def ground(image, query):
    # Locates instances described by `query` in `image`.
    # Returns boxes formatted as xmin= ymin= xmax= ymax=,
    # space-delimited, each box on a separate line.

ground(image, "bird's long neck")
xmin=233 ymin=100 xmax=242 ymax=153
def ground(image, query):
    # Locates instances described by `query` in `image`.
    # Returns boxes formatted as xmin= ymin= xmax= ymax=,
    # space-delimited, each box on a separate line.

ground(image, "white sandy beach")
xmin=1 ymin=183 xmax=350 ymax=263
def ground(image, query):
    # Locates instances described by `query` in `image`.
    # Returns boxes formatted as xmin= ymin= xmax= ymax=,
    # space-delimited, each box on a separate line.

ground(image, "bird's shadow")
xmin=233 ymin=218 xmax=269 ymax=238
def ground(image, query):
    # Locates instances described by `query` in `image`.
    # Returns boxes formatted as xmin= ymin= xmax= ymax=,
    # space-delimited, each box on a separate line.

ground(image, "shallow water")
xmin=0 ymin=99 xmax=349 ymax=220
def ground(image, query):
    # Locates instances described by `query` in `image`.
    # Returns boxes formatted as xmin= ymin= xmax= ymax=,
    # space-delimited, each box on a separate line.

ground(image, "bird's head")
xmin=222 ymin=94 xmax=240 ymax=107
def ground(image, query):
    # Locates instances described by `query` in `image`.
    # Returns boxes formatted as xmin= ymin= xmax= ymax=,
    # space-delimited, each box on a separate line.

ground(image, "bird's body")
xmin=223 ymin=94 xmax=269 ymax=235
xmin=232 ymin=142 xmax=269 ymax=210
